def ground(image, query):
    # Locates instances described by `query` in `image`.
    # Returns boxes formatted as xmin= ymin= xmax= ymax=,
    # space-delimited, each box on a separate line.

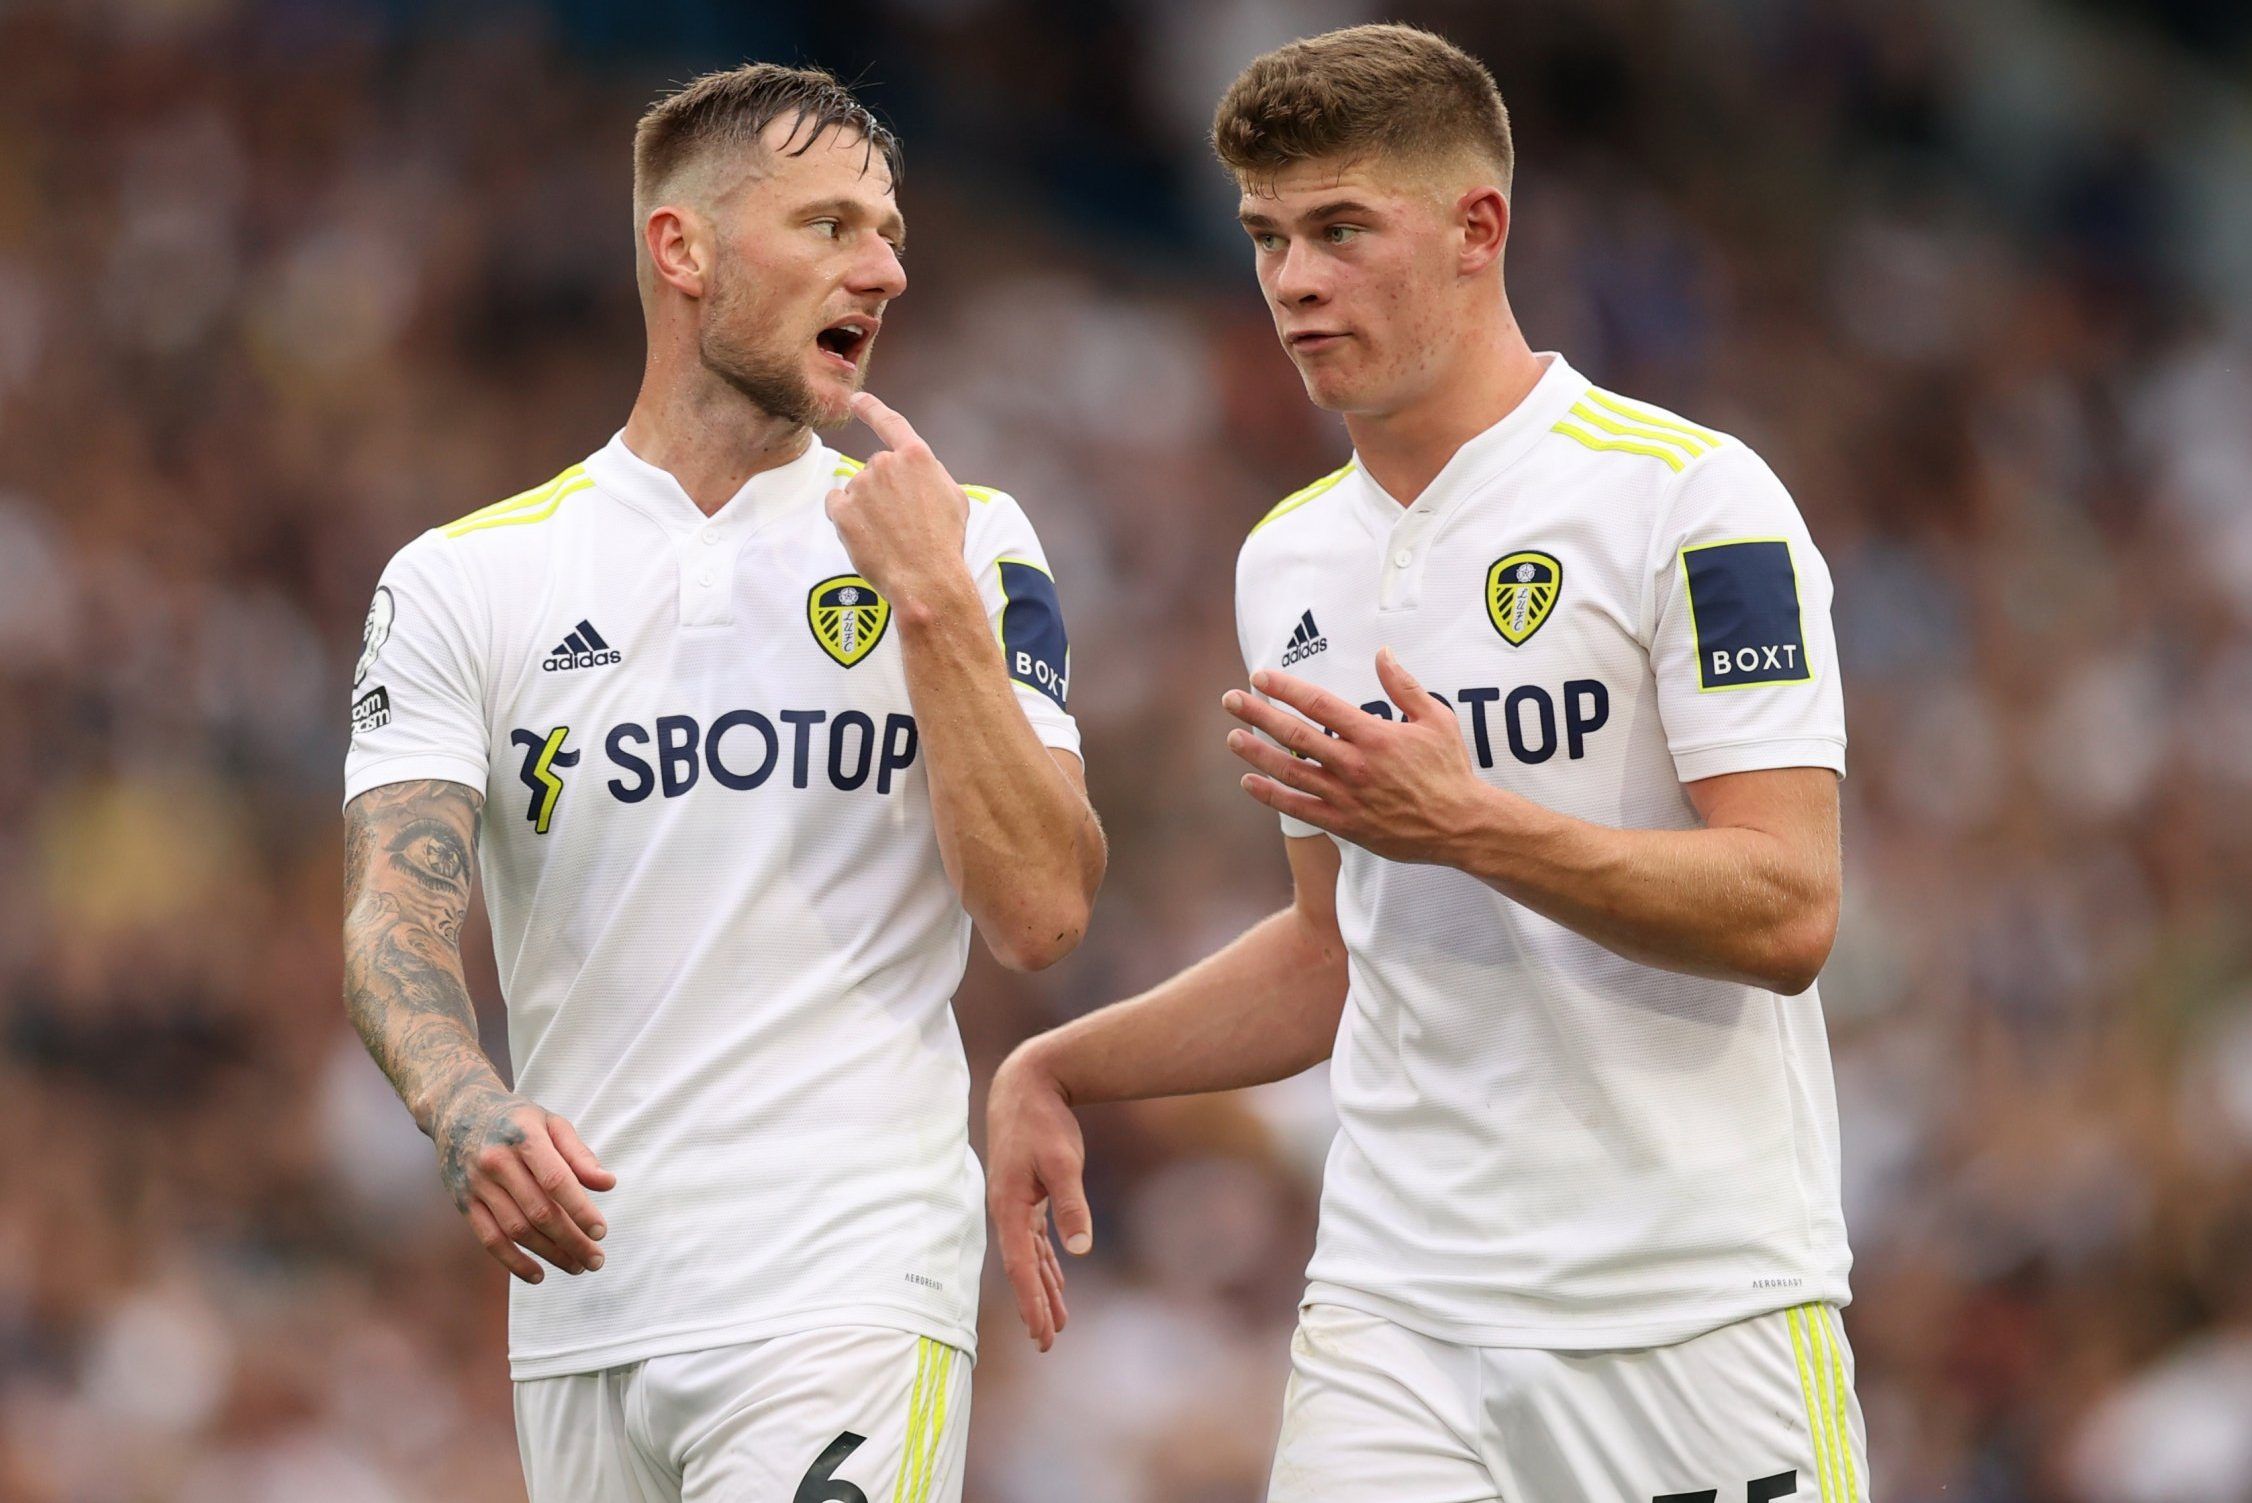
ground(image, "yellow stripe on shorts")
xmin=892 ymin=1337 xmax=958 ymax=1503
xmin=916 ymin=1344 xmax=955 ymax=1503
xmin=892 ymin=1338 xmax=932 ymax=1503
xmin=1783 ymin=1306 xmax=1855 ymax=1503
xmin=1819 ymin=1307 xmax=1859 ymax=1503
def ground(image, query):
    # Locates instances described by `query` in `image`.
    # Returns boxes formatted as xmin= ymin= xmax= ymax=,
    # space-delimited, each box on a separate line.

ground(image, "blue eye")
xmin=1326 ymin=225 xmax=1362 ymax=244
xmin=1253 ymin=233 xmax=1283 ymax=252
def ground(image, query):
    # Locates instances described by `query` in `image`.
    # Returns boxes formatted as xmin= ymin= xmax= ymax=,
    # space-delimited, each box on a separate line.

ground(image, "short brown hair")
xmin=1212 ymin=24 xmax=1512 ymax=195
xmin=633 ymin=62 xmax=902 ymax=213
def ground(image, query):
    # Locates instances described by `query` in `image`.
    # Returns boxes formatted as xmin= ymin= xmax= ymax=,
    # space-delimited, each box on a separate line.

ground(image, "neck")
xmin=621 ymin=336 xmax=813 ymax=516
xmin=1343 ymin=310 xmax=1544 ymax=508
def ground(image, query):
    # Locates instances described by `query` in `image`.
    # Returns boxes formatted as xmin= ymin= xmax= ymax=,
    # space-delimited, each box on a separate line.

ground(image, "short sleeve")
xmin=1647 ymin=444 xmax=1846 ymax=784
xmin=966 ymin=492 xmax=1081 ymax=761
xmin=343 ymin=535 xmax=492 ymax=809
xmin=1235 ymin=541 xmax=1324 ymax=840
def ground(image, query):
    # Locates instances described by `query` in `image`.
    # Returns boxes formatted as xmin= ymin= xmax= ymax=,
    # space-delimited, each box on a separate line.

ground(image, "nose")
xmin=851 ymin=233 xmax=907 ymax=301
xmin=1269 ymin=239 xmax=1330 ymax=312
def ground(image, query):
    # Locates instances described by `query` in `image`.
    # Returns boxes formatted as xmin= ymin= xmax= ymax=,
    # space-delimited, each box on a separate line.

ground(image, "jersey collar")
xmin=588 ymin=429 xmax=834 ymax=534
xmin=1348 ymin=351 xmax=1585 ymax=530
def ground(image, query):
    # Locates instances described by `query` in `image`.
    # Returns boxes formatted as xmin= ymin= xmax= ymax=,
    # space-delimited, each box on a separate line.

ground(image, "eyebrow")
xmin=804 ymin=195 xmax=907 ymax=248
xmin=1237 ymin=199 xmax=1379 ymax=231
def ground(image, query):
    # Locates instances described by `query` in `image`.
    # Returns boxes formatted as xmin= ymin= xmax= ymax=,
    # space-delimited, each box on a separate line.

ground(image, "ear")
xmin=644 ymin=205 xmax=710 ymax=299
xmin=1456 ymin=186 xmax=1509 ymax=278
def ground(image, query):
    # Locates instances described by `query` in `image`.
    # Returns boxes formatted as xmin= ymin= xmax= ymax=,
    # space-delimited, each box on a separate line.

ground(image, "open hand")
xmin=1224 ymin=648 xmax=1504 ymax=864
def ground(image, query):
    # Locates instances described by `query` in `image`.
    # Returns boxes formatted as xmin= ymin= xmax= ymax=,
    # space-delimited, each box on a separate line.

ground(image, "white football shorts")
xmin=513 ymin=1325 xmax=971 ymax=1503
xmin=1267 ymin=1301 xmax=1870 ymax=1503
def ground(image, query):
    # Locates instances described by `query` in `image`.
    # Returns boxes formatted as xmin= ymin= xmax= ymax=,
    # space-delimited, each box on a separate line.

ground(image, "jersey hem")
xmin=1022 ymin=706 xmax=1083 ymax=758
xmin=1300 ymin=1280 xmax=1852 ymax=1353
xmin=342 ymin=753 xmax=489 ymax=812
xmin=505 ymin=1300 xmax=979 ymax=1381
xmin=1670 ymin=735 xmax=1846 ymax=785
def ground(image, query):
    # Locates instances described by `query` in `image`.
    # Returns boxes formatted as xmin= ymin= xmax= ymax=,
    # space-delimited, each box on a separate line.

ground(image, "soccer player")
xmin=986 ymin=23 xmax=1866 ymax=1503
xmin=341 ymin=65 xmax=1102 ymax=1502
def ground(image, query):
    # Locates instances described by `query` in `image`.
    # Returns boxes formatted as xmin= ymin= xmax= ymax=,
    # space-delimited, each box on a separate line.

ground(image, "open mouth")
xmin=815 ymin=316 xmax=877 ymax=370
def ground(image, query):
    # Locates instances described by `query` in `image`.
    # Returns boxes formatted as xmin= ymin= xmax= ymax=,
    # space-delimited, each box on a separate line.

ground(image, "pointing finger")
xmin=848 ymin=390 xmax=924 ymax=454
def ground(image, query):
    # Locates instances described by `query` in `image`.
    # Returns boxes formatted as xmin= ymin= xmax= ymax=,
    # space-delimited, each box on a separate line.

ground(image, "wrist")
xmin=414 ymin=1065 xmax=510 ymax=1141
xmin=889 ymin=562 xmax=981 ymax=630
xmin=1000 ymin=1034 xmax=1075 ymax=1108
xmin=1442 ymin=782 xmax=1535 ymax=875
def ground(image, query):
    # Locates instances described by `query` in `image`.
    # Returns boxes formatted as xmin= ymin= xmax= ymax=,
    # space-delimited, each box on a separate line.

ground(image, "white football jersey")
xmin=345 ymin=432 xmax=1078 ymax=1379
xmin=1237 ymin=353 xmax=1850 ymax=1349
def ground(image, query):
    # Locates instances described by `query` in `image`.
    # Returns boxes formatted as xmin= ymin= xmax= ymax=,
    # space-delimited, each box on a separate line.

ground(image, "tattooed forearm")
xmin=343 ymin=779 xmax=517 ymax=1196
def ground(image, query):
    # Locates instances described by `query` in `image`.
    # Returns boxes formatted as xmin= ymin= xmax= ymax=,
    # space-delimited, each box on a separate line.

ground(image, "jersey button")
xmin=698 ymin=569 xmax=715 ymax=587
xmin=701 ymin=527 xmax=720 ymax=545
xmin=1393 ymin=549 xmax=1414 ymax=568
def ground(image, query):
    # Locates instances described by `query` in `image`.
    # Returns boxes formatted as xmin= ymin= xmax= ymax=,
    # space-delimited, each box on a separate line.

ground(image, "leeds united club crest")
xmin=808 ymin=574 xmax=892 ymax=667
xmin=1486 ymin=550 xmax=1562 ymax=645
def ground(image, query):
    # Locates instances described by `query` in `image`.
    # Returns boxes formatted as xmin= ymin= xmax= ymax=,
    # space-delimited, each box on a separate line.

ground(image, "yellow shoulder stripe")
xmin=833 ymin=456 xmax=864 ymax=479
xmin=1564 ymin=400 xmax=1711 ymax=460
xmin=442 ymin=464 xmax=591 ymax=539
xmin=961 ymin=484 xmax=1000 ymax=505
xmin=1551 ymin=418 xmax=1688 ymax=472
xmin=1252 ymin=462 xmax=1355 ymax=536
xmin=1585 ymin=387 xmax=1722 ymax=447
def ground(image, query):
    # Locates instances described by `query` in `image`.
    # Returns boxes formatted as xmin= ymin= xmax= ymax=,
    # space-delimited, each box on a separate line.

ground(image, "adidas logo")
xmin=543 ymin=619 xmax=621 ymax=673
xmin=1280 ymin=609 xmax=1327 ymax=667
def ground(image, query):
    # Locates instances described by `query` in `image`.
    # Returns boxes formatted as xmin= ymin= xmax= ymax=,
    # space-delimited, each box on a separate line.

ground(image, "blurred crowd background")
xmin=6 ymin=0 xmax=2252 ymax=1498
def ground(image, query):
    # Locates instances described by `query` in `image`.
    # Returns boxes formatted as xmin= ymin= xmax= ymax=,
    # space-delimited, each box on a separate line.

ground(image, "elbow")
xmin=982 ymin=825 xmax=1104 ymax=972
xmin=987 ymin=896 xmax=1093 ymax=973
xmin=1758 ymin=903 xmax=1839 ymax=997
xmin=989 ymin=925 xmax=1083 ymax=973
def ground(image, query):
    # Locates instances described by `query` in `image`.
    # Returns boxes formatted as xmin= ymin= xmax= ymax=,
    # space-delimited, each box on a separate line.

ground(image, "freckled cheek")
xmin=1354 ymin=280 xmax=1417 ymax=374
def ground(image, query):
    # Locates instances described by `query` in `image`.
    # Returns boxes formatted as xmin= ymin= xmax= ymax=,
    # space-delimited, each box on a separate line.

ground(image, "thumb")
xmin=1045 ymin=1159 xmax=1094 ymax=1255
xmin=547 ymin=1115 xmax=617 ymax=1191
xmin=1376 ymin=647 xmax=1445 ymax=722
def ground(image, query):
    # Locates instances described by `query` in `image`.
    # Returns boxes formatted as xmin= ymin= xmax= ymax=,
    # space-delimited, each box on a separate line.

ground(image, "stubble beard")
xmin=697 ymin=269 xmax=854 ymax=431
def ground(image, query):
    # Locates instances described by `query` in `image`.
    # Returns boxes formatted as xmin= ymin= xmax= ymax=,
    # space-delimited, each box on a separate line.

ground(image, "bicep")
xmin=344 ymin=779 xmax=485 ymax=929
